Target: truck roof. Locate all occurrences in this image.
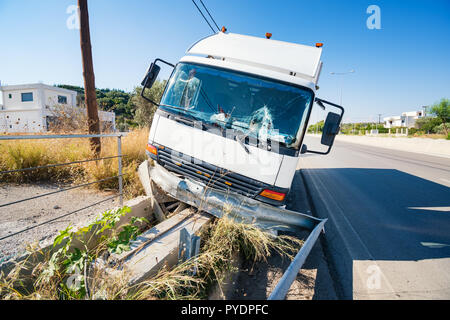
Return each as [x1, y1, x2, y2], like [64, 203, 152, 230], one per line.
[186, 32, 323, 85]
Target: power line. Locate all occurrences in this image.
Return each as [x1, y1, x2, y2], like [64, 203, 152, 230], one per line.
[199, 0, 220, 31]
[191, 0, 216, 33]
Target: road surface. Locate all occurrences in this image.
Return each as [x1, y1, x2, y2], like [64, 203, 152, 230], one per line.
[298, 136, 450, 299]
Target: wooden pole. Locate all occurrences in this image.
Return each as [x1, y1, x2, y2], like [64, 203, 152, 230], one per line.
[78, 0, 101, 154]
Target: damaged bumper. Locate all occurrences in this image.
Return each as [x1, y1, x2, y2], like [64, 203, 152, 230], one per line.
[141, 161, 323, 231]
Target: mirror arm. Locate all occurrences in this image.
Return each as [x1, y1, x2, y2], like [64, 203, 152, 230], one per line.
[141, 58, 175, 106]
[315, 99, 326, 110]
[140, 88, 160, 106]
[315, 97, 345, 115]
[154, 58, 175, 68]
[305, 148, 332, 155]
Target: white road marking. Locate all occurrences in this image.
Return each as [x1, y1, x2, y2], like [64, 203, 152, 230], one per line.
[408, 207, 450, 212]
[420, 242, 450, 249]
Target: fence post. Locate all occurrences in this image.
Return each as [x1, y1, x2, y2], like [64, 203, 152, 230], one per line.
[118, 135, 123, 206]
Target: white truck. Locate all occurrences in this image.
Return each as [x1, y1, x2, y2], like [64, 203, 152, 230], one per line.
[140, 31, 343, 231]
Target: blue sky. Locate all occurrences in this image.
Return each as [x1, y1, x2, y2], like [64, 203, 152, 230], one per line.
[0, 0, 449, 122]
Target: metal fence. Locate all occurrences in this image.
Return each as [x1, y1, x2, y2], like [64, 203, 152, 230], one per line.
[0, 133, 127, 242]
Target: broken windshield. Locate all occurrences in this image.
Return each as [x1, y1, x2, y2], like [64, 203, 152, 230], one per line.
[160, 62, 313, 148]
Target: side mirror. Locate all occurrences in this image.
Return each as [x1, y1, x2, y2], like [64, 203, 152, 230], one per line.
[321, 112, 341, 146]
[141, 63, 161, 89]
[303, 98, 344, 155]
[140, 58, 175, 105]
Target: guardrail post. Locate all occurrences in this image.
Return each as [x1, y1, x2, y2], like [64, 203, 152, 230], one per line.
[118, 135, 123, 207]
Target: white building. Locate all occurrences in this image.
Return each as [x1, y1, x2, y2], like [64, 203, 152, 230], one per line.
[0, 83, 115, 133]
[383, 110, 425, 129]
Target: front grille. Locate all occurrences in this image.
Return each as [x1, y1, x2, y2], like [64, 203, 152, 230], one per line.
[156, 146, 265, 198]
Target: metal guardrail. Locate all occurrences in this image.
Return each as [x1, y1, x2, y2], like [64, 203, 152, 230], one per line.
[0, 133, 127, 241]
[142, 160, 328, 300]
[268, 219, 327, 300]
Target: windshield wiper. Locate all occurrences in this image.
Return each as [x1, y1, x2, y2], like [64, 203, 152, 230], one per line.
[160, 104, 201, 120]
[160, 104, 207, 128]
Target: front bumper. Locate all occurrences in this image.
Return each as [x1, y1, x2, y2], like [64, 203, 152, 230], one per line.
[140, 160, 322, 231]
[146, 145, 290, 206]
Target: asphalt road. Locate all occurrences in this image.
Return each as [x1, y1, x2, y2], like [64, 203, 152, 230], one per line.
[298, 136, 450, 299]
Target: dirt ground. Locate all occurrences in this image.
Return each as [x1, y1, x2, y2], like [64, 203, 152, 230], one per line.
[214, 229, 337, 300]
[0, 183, 118, 262]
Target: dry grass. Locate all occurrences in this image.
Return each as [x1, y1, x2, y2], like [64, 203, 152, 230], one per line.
[0, 210, 303, 300]
[130, 212, 303, 300]
[0, 128, 148, 199]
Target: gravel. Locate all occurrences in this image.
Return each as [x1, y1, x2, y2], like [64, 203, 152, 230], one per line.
[0, 183, 119, 262]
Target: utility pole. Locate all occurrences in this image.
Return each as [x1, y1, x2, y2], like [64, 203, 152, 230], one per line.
[78, 0, 101, 154]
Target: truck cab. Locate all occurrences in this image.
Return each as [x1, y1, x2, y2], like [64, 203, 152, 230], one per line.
[142, 32, 343, 208]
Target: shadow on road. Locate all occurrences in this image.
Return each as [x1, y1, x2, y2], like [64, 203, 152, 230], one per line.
[300, 168, 450, 298]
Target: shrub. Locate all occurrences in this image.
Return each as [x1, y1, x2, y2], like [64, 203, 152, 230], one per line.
[408, 128, 418, 136]
[434, 122, 450, 135]
[415, 117, 442, 133]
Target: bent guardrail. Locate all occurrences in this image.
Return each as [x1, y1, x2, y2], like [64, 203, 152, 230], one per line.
[268, 219, 327, 300]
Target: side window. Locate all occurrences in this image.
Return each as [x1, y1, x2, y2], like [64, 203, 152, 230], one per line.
[21, 92, 33, 102]
[8, 94, 12, 99]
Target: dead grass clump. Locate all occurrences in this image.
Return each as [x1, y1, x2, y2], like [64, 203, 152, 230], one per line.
[130, 213, 303, 300]
[0, 127, 148, 199]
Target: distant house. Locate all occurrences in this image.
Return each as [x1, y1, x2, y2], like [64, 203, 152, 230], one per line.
[383, 110, 425, 129]
[0, 83, 115, 133]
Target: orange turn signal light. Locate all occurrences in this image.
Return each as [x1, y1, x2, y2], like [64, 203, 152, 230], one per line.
[260, 189, 286, 201]
[266, 32, 272, 39]
[221, 26, 227, 33]
[146, 143, 157, 155]
[316, 43, 323, 48]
